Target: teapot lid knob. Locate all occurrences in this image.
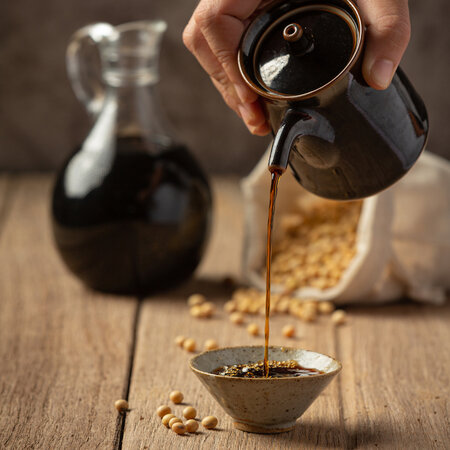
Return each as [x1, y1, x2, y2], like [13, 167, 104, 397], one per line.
[283, 23, 303, 42]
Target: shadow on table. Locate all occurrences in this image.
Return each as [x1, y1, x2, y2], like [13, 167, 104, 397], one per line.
[155, 276, 236, 302]
[80, 275, 233, 303]
[345, 299, 450, 320]
[267, 417, 398, 449]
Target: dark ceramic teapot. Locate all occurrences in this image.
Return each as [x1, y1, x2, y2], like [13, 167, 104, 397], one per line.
[238, 0, 428, 200]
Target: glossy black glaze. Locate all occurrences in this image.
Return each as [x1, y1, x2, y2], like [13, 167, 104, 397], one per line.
[266, 67, 428, 199]
[52, 137, 212, 294]
[239, 0, 429, 200]
[255, 8, 355, 95]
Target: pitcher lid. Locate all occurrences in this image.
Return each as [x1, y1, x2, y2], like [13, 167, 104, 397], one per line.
[239, 1, 363, 99]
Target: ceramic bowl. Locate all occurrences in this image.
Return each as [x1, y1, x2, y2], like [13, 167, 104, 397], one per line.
[190, 345, 341, 434]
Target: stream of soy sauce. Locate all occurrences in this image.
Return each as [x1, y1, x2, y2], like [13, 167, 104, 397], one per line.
[264, 167, 284, 377]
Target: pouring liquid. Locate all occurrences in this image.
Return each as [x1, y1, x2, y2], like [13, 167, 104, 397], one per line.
[212, 164, 325, 379]
[264, 166, 283, 377]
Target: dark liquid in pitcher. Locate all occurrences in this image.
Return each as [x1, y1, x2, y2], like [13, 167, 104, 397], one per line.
[52, 136, 211, 295]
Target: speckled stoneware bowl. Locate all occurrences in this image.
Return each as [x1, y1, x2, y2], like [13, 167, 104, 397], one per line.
[190, 346, 341, 433]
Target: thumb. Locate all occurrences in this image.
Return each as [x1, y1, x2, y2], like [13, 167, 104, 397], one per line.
[359, 0, 411, 90]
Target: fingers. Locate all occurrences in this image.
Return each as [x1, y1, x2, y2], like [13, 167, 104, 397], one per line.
[359, 0, 411, 90]
[183, 0, 270, 135]
[192, 0, 259, 103]
[210, 78, 269, 135]
[183, 17, 241, 113]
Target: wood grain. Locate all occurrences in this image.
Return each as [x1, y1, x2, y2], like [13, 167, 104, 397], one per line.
[0, 175, 12, 230]
[196, 177, 246, 281]
[0, 175, 448, 449]
[338, 303, 450, 450]
[122, 296, 344, 450]
[122, 178, 344, 449]
[0, 175, 138, 449]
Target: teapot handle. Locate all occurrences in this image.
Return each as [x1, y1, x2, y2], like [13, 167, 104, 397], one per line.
[66, 23, 117, 117]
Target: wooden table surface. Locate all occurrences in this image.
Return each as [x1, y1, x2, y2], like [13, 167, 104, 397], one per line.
[0, 174, 448, 450]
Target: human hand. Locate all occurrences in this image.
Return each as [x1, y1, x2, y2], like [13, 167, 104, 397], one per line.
[183, 0, 271, 136]
[183, 0, 411, 136]
[358, 0, 411, 90]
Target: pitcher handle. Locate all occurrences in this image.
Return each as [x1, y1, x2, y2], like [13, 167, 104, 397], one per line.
[66, 23, 117, 117]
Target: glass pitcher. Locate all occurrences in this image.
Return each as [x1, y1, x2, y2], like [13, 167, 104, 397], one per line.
[52, 21, 212, 295]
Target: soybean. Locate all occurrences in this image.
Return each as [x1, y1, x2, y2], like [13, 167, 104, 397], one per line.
[171, 422, 187, 435]
[162, 413, 176, 427]
[169, 390, 184, 404]
[247, 323, 259, 336]
[169, 417, 182, 428]
[156, 405, 171, 418]
[204, 339, 218, 351]
[183, 406, 196, 420]
[183, 338, 196, 353]
[230, 312, 244, 325]
[331, 309, 347, 325]
[174, 335, 186, 347]
[282, 324, 295, 338]
[186, 419, 199, 433]
[202, 415, 218, 429]
[114, 399, 129, 413]
[187, 294, 205, 307]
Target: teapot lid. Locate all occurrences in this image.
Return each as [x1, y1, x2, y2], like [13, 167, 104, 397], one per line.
[239, 1, 363, 99]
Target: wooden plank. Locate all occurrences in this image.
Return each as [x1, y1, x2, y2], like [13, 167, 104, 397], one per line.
[122, 299, 343, 449]
[122, 178, 344, 449]
[0, 174, 12, 231]
[3, 175, 447, 449]
[338, 303, 450, 450]
[0, 175, 138, 449]
[196, 177, 246, 281]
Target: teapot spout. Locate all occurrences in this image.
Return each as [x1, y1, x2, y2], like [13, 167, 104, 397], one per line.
[268, 108, 310, 172]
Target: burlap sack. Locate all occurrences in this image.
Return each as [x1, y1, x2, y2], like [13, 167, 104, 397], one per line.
[242, 151, 449, 304]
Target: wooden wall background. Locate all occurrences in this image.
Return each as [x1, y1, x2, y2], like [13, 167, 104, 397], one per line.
[0, 0, 449, 174]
